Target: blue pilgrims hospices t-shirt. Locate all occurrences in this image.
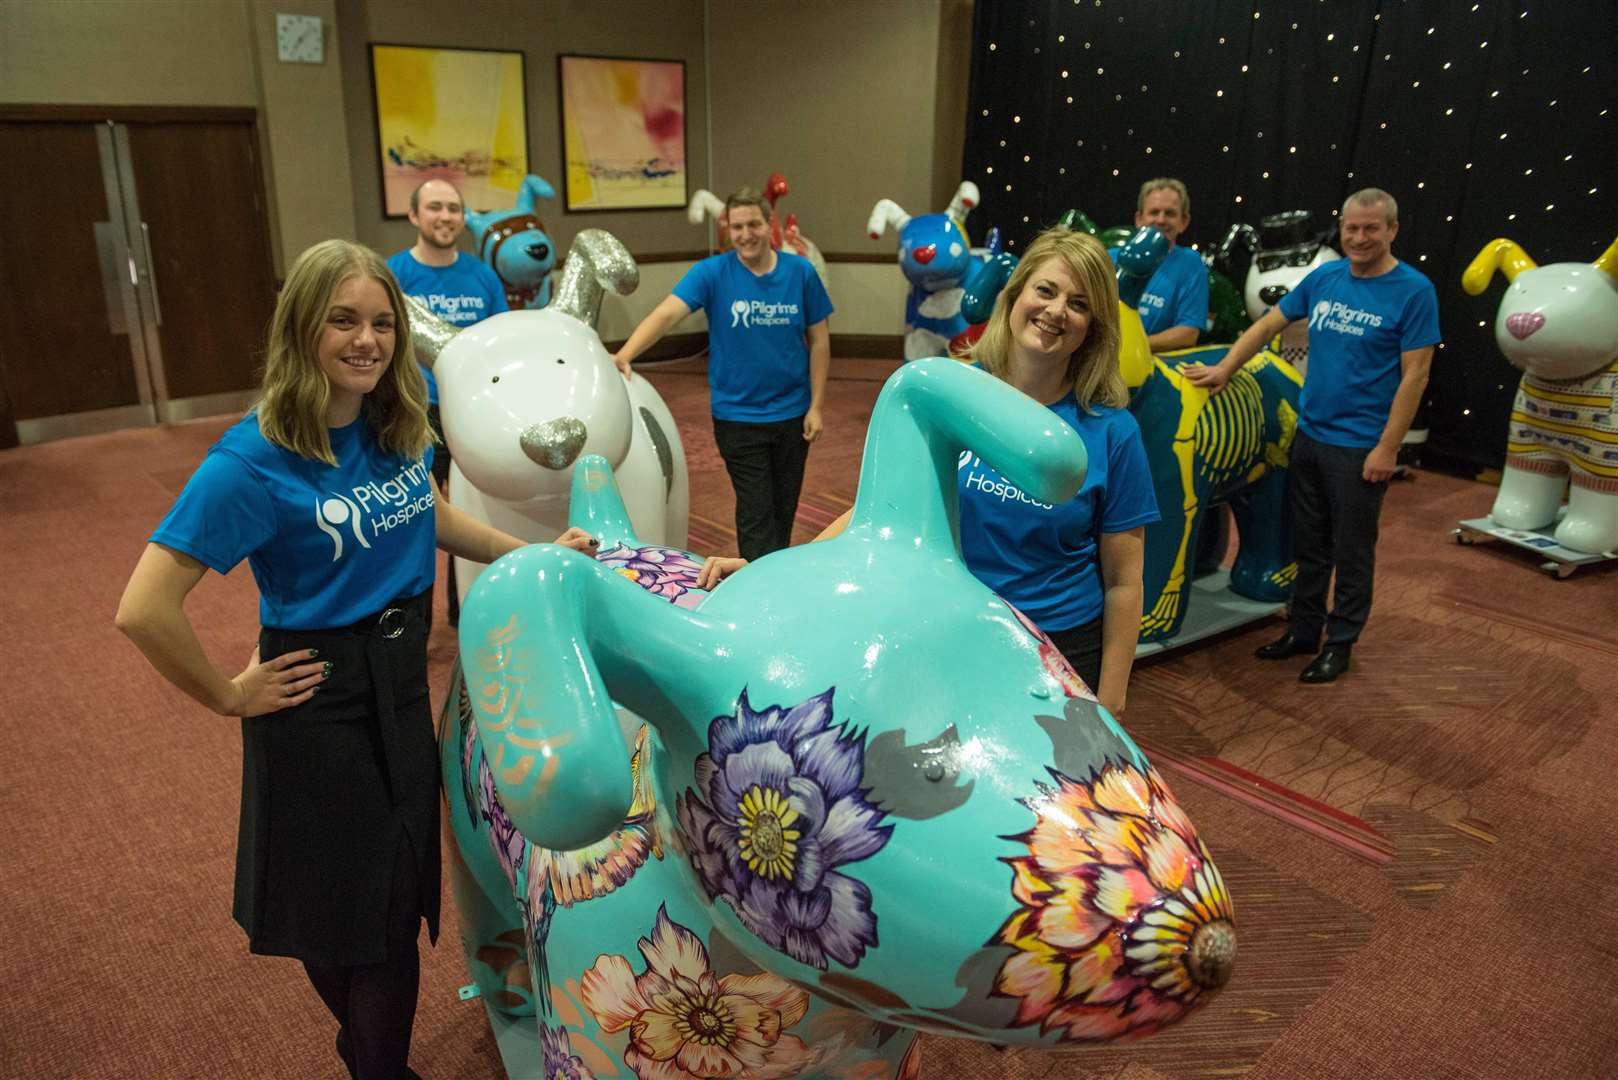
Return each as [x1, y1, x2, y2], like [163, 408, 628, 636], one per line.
[386, 250, 509, 406]
[673, 251, 834, 422]
[1277, 260, 1441, 448]
[1109, 244, 1209, 337]
[958, 389, 1161, 633]
[151, 414, 437, 630]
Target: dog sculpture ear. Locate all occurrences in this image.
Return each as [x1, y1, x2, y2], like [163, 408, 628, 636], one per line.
[1462, 238, 1538, 294]
[402, 294, 458, 366]
[514, 174, 556, 213]
[867, 198, 912, 240]
[459, 544, 713, 851]
[568, 453, 643, 550]
[553, 230, 640, 328]
[838, 358, 1087, 555]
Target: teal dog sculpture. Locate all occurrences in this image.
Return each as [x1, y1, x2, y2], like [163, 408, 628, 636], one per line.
[452, 359, 1236, 1074]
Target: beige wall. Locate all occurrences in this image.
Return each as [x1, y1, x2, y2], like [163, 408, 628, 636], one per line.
[705, 0, 949, 258]
[0, 0, 257, 107]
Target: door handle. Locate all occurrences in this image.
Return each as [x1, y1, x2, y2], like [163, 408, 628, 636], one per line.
[93, 221, 133, 335]
[138, 221, 163, 327]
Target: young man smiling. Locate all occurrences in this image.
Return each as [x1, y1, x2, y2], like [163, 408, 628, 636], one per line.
[386, 178, 509, 626]
[612, 189, 832, 561]
[1185, 188, 1440, 683]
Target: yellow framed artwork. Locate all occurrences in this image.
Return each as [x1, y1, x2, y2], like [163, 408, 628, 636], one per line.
[558, 54, 687, 212]
[369, 44, 528, 218]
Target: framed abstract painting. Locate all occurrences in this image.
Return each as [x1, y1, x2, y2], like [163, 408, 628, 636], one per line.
[558, 54, 687, 212]
[369, 43, 529, 218]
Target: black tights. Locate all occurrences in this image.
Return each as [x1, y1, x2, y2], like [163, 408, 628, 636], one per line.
[303, 948, 420, 1080]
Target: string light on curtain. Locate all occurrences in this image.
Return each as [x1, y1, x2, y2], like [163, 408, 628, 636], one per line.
[961, 0, 1614, 472]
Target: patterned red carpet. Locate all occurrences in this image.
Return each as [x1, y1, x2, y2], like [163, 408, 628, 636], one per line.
[1, 357, 1614, 1078]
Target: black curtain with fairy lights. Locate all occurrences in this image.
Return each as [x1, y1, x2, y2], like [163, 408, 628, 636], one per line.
[961, 0, 1616, 474]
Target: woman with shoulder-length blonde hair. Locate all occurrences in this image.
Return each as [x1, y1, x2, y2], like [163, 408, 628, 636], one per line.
[116, 239, 596, 1079]
[959, 226, 1159, 714]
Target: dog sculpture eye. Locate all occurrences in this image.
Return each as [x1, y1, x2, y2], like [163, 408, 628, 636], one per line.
[491, 376, 500, 383]
[556, 357, 566, 365]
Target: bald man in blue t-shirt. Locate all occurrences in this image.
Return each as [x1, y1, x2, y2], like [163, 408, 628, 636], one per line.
[1110, 178, 1209, 352]
[1186, 188, 1439, 683]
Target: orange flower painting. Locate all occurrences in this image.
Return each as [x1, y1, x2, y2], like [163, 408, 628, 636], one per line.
[993, 763, 1236, 1042]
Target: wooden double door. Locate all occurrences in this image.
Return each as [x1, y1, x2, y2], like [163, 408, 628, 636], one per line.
[0, 106, 278, 447]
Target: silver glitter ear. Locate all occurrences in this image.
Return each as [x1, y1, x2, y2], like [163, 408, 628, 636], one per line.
[404, 294, 458, 366]
[552, 230, 640, 328]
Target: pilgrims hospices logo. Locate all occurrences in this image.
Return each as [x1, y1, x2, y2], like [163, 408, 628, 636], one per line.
[312, 459, 434, 560]
[1309, 299, 1385, 337]
[729, 298, 800, 329]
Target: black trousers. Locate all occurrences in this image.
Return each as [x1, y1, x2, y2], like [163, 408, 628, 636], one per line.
[1047, 615, 1104, 696]
[1287, 431, 1389, 649]
[712, 415, 810, 562]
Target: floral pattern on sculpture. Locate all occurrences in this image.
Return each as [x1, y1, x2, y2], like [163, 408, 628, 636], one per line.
[597, 543, 709, 609]
[526, 723, 664, 909]
[676, 688, 893, 971]
[993, 762, 1235, 1042]
[539, 1022, 597, 1080]
[580, 904, 814, 1080]
[1006, 601, 1096, 701]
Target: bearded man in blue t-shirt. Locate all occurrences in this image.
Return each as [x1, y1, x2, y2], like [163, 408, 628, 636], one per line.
[613, 189, 833, 561]
[387, 178, 510, 624]
[1187, 188, 1440, 683]
[1109, 178, 1209, 353]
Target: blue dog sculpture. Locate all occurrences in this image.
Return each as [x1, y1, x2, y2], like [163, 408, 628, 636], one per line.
[468, 174, 558, 310]
[452, 359, 1237, 1075]
[868, 182, 983, 359]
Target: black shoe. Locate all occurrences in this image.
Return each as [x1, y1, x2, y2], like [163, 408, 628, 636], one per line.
[1299, 648, 1352, 683]
[1254, 630, 1318, 660]
[336, 1030, 357, 1080]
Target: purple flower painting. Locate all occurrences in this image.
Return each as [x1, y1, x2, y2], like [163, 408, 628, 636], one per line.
[596, 542, 708, 609]
[539, 1022, 597, 1080]
[675, 688, 893, 971]
[477, 753, 525, 892]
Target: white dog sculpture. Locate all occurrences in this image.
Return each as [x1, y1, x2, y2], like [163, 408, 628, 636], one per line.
[410, 230, 690, 602]
[1462, 235, 1618, 554]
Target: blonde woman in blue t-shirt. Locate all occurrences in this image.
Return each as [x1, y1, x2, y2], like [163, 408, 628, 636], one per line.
[784, 227, 1159, 716]
[115, 239, 595, 1079]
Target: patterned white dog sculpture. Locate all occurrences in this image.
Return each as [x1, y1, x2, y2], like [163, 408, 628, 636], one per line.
[1462, 236, 1618, 555]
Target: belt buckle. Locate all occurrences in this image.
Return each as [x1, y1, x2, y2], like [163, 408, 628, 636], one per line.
[378, 607, 406, 640]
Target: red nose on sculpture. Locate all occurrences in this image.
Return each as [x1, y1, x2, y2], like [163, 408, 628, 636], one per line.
[913, 244, 936, 265]
[1506, 311, 1545, 340]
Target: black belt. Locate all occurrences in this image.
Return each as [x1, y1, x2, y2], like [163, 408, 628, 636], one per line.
[261, 588, 431, 805]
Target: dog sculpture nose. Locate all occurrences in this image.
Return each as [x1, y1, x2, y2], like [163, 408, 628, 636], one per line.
[912, 244, 936, 265]
[1506, 311, 1545, 340]
[521, 417, 587, 470]
[527, 241, 550, 262]
[1259, 284, 1289, 306]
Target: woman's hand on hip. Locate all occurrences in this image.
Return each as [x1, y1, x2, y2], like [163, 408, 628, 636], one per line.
[229, 646, 327, 717]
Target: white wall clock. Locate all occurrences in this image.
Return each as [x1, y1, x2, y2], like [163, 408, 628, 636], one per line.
[275, 13, 324, 64]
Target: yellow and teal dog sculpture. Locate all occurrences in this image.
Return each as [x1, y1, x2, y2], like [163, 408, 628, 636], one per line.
[445, 359, 1236, 1078]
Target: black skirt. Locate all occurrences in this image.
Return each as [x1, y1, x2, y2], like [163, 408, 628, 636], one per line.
[233, 590, 440, 965]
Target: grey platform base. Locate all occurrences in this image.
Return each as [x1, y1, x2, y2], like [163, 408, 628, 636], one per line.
[1454, 517, 1616, 579]
[484, 997, 543, 1079]
[1135, 568, 1285, 658]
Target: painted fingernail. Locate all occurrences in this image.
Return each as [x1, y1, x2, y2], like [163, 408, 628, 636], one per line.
[308, 648, 320, 658]
[322, 661, 333, 678]
[311, 686, 322, 694]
